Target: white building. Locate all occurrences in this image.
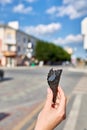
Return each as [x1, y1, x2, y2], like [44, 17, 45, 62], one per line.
[81, 17, 87, 50]
[0, 23, 37, 67]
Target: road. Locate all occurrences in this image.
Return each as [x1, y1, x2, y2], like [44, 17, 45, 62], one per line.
[0, 66, 87, 130]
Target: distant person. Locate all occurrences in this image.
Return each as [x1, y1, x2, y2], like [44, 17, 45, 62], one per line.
[34, 86, 67, 130]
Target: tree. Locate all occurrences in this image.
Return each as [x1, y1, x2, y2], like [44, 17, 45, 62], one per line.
[35, 40, 71, 64]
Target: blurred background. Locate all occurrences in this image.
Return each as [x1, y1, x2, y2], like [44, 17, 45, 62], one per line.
[0, 0, 87, 130]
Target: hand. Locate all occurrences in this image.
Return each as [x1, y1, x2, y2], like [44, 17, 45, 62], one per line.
[35, 86, 67, 130]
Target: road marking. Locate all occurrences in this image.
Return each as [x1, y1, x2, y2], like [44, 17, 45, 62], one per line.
[27, 120, 36, 130]
[63, 94, 82, 130]
[12, 101, 44, 130]
[73, 77, 87, 94]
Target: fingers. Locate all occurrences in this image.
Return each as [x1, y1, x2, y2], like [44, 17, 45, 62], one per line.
[58, 86, 65, 97]
[44, 86, 67, 111]
[58, 86, 66, 103]
[54, 86, 65, 104]
[57, 87, 67, 117]
[54, 86, 66, 108]
[44, 87, 53, 110]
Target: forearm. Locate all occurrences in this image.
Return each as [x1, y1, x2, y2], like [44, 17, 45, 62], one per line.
[35, 125, 53, 130]
[34, 119, 53, 130]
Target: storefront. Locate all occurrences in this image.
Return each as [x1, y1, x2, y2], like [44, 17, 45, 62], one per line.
[2, 51, 16, 67]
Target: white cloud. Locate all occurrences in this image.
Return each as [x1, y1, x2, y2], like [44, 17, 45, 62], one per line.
[63, 0, 73, 4]
[13, 4, 33, 14]
[46, 6, 58, 15]
[46, 0, 87, 19]
[24, 23, 62, 36]
[56, 5, 79, 19]
[53, 34, 82, 45]
[26, 0, 37, 3]
[0, 0, 12, 4]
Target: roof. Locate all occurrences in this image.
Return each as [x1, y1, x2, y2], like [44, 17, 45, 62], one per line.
[0, 23, 38, 41]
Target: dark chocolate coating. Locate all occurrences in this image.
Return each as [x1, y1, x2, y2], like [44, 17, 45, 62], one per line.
[47, 68, 62, 103]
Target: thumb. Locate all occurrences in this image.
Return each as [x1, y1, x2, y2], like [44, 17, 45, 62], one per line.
[44, 87, 53, 110]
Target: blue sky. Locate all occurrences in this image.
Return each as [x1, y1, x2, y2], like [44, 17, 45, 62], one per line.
[0, 0, 87, 59]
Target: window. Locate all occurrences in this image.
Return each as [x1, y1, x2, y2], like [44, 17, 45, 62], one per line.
[17, 46, 21, 52]
[8, 45, 11, 51]
[23, 38, 26, 43]
[7, 33, 13, 40]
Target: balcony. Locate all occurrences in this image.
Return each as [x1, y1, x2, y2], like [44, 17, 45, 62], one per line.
[5, 39, 16, 45]
[2, 51, 16, 57]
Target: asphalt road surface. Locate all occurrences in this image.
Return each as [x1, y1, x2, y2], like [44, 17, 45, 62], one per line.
[0, 66, 87, 130]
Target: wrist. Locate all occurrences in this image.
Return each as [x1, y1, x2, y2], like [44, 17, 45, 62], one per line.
[35, 124, 53, 130]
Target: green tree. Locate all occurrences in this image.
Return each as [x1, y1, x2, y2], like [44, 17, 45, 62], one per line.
[35, 40, 71, 64]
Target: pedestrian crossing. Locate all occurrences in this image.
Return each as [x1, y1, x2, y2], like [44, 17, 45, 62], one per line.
[63, 94, 82, 130]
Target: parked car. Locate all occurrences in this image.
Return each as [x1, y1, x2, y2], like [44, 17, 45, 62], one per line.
[0, 69, 4, 81]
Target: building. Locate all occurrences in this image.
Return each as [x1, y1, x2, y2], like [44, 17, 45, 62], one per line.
[0, 22, 37, 67]
[81, 17, 87, 51]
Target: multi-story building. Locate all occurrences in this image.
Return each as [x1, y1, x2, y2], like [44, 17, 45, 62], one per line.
[0, 23, 37, 67]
